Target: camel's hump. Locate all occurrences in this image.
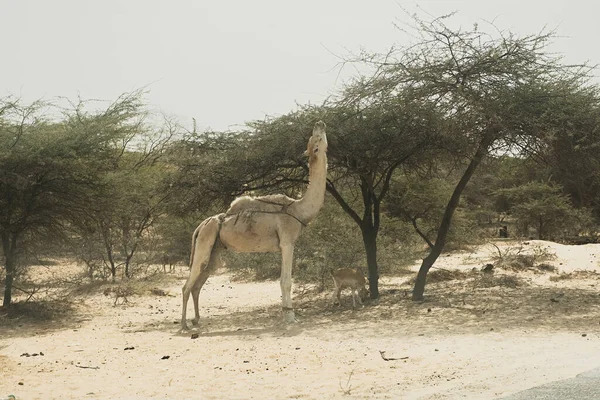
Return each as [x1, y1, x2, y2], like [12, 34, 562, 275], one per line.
[226, 194, 296, 214]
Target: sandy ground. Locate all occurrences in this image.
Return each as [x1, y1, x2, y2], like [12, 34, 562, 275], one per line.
[1, 239, 600, 399]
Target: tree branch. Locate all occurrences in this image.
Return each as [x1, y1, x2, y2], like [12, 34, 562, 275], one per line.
[326, 180, 363, 226]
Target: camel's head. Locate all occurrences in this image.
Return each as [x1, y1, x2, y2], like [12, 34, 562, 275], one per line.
[304, 120, 328, 158]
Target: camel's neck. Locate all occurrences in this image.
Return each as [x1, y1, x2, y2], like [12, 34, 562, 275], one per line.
[292, 154, 327, 224]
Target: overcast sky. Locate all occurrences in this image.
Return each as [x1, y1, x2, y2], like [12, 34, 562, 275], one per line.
[2, 0, 598, 131]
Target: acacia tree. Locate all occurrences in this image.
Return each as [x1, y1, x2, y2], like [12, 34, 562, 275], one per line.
[84, 156, 172, 279]
[78, 119, 176, 280]
[495, 182, 593, 240]
[319, 100, 446, 298]
[0, 93, 145, 306]
[347, 15, 595, 300]
[539, 87, 600, 217]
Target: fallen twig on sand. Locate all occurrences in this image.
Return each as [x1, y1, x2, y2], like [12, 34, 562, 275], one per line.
[75, 365, 99, 370]
[339, 369, 354, 395]
[379, 350, 409, 361]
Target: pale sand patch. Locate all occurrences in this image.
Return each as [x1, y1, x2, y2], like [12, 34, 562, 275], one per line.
[1, 241, 600, 399]
[411, 240, 600, 273]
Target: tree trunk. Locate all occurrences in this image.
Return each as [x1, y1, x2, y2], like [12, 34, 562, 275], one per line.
[412, 246, 443, 302]
[107, 249, 117, 281]
[2, 233, 17, 307]
[123, 246, 136, 278]
[3, 267, 14, 307]
[362, 226, 380, 299]
[100, 225, 117, 281]
[124, 258, 131, 278]
[123, 236, 141, 278]
[412, 134, 494, 301]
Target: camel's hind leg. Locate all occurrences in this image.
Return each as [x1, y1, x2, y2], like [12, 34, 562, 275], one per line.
[191, 246, 223, 326]
[181, 216, 222, 330]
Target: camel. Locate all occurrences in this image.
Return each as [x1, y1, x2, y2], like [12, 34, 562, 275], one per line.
[181, 121, 328, 330]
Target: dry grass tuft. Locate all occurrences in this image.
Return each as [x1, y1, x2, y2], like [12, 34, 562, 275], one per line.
[536, 263, 558, 273]
[476, 274, 524, 289]
[549, 270, 600, 281]
[492, 244, 556, 273]
[496, 254, 536, 271]
[405, 268, 476, 286]
[427, 269, 475, 283]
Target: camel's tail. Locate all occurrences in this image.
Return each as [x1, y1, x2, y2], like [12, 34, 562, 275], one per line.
[188, 224, 202, 270]
[189, 214, 224, 270]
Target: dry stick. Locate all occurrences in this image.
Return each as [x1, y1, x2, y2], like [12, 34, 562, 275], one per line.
[379, 350, 409, 361]
[12, 285, 41, 302]
[74, 365, 99, 370]
[492, 243, 503, 259]
[339, 369, 355, 395]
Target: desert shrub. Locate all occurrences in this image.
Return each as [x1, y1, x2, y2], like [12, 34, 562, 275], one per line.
[279, 199, 365, 288]
[375, 217, 425, 276]
[492, 244, 556, 273]
[0, 299, 75, 321]
[444, 210, 488, 250]
[385, 175, 486, 252]
[150, 214, 199, 269]
[495, 182, 594, 240]
[226, 252, 281, 281]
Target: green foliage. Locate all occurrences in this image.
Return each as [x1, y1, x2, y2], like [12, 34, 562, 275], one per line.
[384, 173, 482, 249]
[0, 92, 177, 304]
[467, 156, 550, 215]
[384, 174, 453, 246]
[539, 86, 600, 218]
[295, 195, 365, 285]
[151, 214, 201, 269]
[495, 182, 593, 240]
[348, 13, 597, 300]
[81, 155, 172, 278]
[0, 95, 139, 304]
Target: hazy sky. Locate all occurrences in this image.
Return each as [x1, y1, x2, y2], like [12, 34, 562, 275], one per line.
[2, 0, 598, 131]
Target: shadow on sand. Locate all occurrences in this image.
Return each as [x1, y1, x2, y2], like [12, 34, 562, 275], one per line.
[7, 272, 599, 340]
[0, 299, 89, 339]
[159, 276, 600, 337]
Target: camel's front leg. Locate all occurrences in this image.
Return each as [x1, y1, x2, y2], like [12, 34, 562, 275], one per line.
[280, 244, 295, 323]
[191, 284, 201, 326]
